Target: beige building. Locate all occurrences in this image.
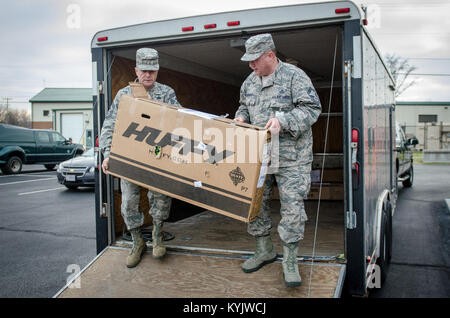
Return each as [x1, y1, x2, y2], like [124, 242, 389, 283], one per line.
[396, 101, 450, 150]
[29, 88, 94, 148]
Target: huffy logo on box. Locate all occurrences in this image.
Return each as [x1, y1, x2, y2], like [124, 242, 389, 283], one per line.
[122, 122, 235, 164]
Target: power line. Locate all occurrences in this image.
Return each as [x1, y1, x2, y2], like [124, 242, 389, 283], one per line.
[398, 73, 450, 77]
[373, 33, 450, 37]
[406, 57, 450, 61]
[369, 1, 450, 6]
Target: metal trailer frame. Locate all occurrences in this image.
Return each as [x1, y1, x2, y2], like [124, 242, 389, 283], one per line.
[91, 1, 396, 296]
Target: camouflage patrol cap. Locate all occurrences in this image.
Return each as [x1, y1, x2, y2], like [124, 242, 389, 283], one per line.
[136, 48, 159, 71]
[241, 33, 276, 62]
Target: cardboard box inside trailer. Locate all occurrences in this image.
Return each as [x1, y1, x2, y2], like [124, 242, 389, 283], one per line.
[107, 92, 270, 223]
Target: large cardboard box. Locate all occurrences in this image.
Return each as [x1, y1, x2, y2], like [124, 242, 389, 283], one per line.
[107, 85, 270, 223]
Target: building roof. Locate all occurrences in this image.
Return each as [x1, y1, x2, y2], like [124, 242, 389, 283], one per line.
[397, 101, 450, 106]
[29, 88, 92, 103]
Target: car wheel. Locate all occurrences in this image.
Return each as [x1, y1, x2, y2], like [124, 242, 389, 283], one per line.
[65, 185, 79, 190]
[402, 165, 414, 188]
[2, 156, 23, 174]
[44, 164, 56, 170]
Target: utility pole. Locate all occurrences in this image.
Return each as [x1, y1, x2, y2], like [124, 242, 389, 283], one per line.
[4, 97, 11, 124]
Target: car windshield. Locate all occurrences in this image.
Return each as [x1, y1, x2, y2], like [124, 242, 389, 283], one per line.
[82, 148, 94, 157]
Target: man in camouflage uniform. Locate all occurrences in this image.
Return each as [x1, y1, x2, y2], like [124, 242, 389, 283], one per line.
[100, 48, 180, 268]
[234, 34, 321, 287]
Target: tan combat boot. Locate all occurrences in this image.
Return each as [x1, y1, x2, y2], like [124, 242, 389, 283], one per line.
[282, 242, 301, 287]
[241, 235, 277, 273]
[152, 222, 166, 259]
[126, 228, 147, 268]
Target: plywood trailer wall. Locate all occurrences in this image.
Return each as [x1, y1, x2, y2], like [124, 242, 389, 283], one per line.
[313, 87, 343, 154]
[111, 56, 240, 116]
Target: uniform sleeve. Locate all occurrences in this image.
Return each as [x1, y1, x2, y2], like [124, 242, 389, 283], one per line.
[276, 70, 321, 138]
[165, 88, 181, 107]
[99, 89, 127, 158]
[234, 84, 250, 123]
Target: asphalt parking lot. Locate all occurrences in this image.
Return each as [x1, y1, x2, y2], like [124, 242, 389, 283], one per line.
[0, 165, 96, 298]
[0, 164, 448, 298]
[369, 164, 450, 298]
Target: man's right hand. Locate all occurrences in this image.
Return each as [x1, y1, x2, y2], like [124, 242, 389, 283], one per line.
[234, 117, 245, 123]
[102, 157, 110, 174]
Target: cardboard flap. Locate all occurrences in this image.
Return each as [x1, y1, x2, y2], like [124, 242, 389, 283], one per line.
[213, 117, 268, 131]
[129, 82, 149, 99]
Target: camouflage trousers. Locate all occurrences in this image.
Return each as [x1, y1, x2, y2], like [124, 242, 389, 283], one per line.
[248, 165, 311, 244]
[120, 179, 172, 230]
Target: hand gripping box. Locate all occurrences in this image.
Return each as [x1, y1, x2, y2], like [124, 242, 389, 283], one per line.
[107, 84, 270, 223]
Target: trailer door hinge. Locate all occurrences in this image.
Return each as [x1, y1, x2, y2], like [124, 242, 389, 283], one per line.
[97, 81, 104, 94]
[344, 60, 353, 78]
[101, 202, 107, 218]
[346, 210, 357, 229]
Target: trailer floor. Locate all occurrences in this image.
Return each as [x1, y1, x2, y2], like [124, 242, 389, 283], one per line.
[154, 200, 344, 258]
[57, 200, 345, 298]
[57, 247, 344, 298]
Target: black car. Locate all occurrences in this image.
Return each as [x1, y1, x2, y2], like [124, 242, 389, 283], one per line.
[395, 121, 418, 188]
[57, 147, 95, 189]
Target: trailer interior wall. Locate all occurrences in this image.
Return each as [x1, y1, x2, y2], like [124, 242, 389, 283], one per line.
[108, 25, 346, 259]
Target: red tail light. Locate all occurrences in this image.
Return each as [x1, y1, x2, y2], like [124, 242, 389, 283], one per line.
[335, 8, 350, 14]
[204, 24, 217, 29]
[182, 26, 194, 32]
[227, 21, 240, 26]
[352, 129, 359, 144]
[97, 36, 108, 42]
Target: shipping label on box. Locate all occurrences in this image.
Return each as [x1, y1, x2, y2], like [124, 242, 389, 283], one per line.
[108, 93, 270, 223]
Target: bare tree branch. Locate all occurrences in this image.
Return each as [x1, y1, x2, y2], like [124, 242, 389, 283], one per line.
[385, 53, 417, 97]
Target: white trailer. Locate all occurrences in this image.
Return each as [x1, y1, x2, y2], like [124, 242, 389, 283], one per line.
[57, 0, 396, 298]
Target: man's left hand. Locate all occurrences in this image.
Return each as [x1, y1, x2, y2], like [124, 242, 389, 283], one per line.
[265, 117, 281, 134]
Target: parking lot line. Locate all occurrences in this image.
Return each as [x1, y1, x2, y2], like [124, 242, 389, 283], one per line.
[18, 187, 66, 196]
[0, 177, 55, 186]
[0, 174, 55, 178]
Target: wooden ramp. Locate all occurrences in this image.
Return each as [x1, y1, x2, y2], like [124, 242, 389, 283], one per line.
[57, 247, 345, 298]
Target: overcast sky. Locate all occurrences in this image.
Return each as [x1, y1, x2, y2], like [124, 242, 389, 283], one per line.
[1, 0, 449, 112]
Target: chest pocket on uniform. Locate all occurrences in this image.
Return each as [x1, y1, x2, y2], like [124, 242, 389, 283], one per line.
[246, 95, 257, 107]
[270, 85, 293, 112]
[151, 92, 164, 102]
[245, 96, 257, 120]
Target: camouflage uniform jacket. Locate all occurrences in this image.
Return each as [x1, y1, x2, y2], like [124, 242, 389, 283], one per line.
[100, 82, 180, 158]
[235, 60, 321, 167]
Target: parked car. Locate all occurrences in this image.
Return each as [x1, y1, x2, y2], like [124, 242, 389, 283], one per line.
[395, 122, 418, 188]
[0, 123, 84, 174]
[57, 147, 95, 189]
